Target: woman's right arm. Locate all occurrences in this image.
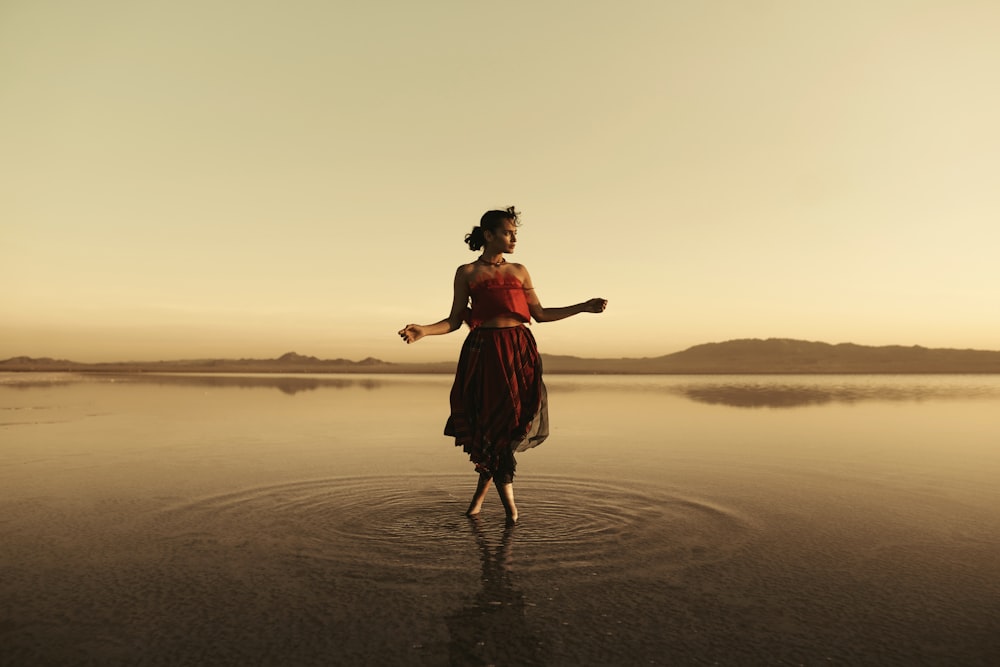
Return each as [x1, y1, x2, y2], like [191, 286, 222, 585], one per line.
[398, 266, 471, 344]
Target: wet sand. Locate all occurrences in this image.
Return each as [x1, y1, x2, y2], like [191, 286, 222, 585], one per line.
[2, 373, 999, 665]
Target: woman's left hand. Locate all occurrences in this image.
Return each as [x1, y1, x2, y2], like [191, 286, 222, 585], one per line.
[585, 298, 608, 313]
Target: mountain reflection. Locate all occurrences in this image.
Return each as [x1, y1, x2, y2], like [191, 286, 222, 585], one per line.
[679, 384, 838, 408]
[99, 374, 389, 395]
[5, 373, 1000, 406]
[673, 381, 1000, 408]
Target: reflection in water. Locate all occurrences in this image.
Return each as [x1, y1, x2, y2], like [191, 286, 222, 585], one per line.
[0, 372, 390, 395]
[679, 385, 835, 408]
[679, 383, 841, 408]
[447, 518, 544, 666]
[0, 375, 81, 390]
[5, 372, 1000, 406]
[546, 375, 1000, 408]
[103, 373, 391, 395]
[674, 379, 1000, 408]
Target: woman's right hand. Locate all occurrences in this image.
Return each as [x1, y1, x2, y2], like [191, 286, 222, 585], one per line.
[398, 324, 425, 344]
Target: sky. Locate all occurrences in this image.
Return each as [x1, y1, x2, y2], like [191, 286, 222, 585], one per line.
[2, 0, 999, 363]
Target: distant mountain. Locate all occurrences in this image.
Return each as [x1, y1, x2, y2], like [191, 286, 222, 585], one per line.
[3, 339, 1000, 374]
[540, 338, 1000, 374]
[276, 351, 321, 363]
[0, 352, 417, 374]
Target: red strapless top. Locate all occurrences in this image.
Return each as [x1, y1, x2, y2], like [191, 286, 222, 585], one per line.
[466, 277, 531, 330]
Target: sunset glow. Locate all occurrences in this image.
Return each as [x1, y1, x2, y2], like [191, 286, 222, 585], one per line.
[3, 1, 998, 362]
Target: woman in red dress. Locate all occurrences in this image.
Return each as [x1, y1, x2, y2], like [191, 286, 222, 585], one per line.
[399, 207, 607, 523]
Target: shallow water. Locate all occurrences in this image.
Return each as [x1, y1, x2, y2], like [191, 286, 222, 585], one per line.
[2, 373, 999, 665]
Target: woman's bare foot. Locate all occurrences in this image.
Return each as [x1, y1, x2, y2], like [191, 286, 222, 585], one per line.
[466, 473, 492, 516]
[496, 482, 518, 524]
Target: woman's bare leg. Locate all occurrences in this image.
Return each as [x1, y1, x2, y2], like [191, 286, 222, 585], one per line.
[466, 472, 492, 516]
[496, 482, 518, 524]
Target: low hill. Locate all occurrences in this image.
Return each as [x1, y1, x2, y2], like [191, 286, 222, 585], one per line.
[3, 339, 1000, 374]
[0, 352, 429, 374]
[540, 339, 1000, 374]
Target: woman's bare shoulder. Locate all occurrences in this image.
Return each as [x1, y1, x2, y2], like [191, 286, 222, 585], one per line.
[507, 262, 531, 279]
[454, 262, 479, 284]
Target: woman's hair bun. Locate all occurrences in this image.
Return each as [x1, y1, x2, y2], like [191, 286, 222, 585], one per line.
[464, 226, 487, 251]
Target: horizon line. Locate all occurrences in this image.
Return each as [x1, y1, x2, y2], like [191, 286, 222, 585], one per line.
[5, 337, 1000, 366]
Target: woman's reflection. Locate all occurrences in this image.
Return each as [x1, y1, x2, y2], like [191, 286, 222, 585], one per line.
[446, 517, 544, 666]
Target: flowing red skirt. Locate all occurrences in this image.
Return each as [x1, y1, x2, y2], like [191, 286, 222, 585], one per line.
[444, 325, 549, 482]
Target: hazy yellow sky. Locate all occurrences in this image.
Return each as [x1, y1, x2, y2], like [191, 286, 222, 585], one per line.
[3, 1, 999, 363]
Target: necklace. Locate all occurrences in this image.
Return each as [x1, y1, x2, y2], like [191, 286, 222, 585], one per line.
[477, 256, 506, 267]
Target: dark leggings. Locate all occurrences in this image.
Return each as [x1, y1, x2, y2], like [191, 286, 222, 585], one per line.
[486, 447, 516, 485]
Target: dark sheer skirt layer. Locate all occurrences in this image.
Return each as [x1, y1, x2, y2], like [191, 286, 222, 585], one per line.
[445, 326, 549, 484]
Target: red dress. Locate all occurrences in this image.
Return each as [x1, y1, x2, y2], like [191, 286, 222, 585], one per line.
[444, 276, 549, 482]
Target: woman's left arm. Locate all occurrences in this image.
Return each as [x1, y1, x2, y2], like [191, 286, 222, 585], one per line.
[521, 268, 607, 323]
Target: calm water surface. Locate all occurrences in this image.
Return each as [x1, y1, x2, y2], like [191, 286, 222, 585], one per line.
[2, 373, 999, 665]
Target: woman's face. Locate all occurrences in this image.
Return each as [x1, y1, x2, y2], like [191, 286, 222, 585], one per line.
[484, 219, 518, 254]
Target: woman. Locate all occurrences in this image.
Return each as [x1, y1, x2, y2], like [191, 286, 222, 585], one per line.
[398, 207, 607, 523]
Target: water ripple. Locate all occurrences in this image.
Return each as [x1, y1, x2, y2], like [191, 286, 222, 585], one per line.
[157, 474, 755, 578]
